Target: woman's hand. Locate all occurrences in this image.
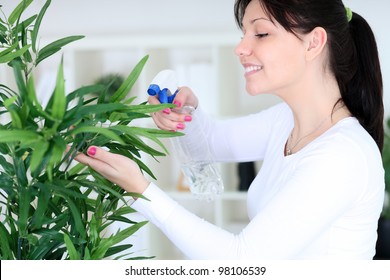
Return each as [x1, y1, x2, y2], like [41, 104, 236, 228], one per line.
[73, 146, 150, 195]
[148, 86, 198, 131]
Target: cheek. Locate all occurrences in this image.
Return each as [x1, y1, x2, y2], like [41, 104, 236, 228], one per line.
[266, 46, 306, 82]
[245, 39, 306, 95]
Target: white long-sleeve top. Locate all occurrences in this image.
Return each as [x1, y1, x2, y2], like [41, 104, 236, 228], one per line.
[132, 103, 385, 259]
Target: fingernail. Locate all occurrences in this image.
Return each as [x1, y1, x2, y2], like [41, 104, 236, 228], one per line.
[176, 123, 185, 130]
[173, 100, 182, 107]
[184, 115, 192, 122]
[87, 147, 96, 156]
[163, 108, 171, 115]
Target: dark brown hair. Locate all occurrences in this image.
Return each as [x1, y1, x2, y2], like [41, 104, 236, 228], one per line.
[234, 0, 384, 151]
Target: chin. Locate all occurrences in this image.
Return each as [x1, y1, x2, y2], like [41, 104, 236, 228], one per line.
[246, 86, 266, 96]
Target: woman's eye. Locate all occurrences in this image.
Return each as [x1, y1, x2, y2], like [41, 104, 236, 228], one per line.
[255, 33, 269, 38]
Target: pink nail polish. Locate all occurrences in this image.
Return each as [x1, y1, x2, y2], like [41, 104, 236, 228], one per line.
[163, 108, 171, 115]
[184, 115, 192, 122]
[173, 100, 182, 107]
[176, 123, 185, 130]
[87, 147, 96, 156]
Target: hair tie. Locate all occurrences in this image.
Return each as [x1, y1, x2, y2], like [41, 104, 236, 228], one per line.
[345, 6, 353, 22]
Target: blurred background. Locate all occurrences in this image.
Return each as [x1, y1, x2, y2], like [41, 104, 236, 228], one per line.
[1, 0, 389, 259]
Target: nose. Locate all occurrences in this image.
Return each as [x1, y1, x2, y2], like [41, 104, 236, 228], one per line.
[234, 36, 252, 57]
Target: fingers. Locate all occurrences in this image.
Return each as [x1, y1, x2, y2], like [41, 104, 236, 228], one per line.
[148, 87, 197, 131]
[174, 87, 198, 110]
[72, 146, 150, 194]
[72, 147, 112, 175]
[85, 146, 128, 173]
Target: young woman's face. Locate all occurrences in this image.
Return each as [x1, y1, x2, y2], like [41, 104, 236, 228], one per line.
[235, 0, 308, 97]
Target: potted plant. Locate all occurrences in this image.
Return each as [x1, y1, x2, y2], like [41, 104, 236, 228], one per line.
[375, 118, 390, 259]
[0, 0, 177, 260]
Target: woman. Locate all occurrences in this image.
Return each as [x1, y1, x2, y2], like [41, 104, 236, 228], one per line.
[75, 0, 385, 259]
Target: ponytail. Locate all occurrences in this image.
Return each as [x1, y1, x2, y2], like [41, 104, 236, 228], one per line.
[342, 12, 384, 151]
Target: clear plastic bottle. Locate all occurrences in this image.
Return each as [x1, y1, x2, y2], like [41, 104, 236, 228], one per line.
[148, 70, 224, 201]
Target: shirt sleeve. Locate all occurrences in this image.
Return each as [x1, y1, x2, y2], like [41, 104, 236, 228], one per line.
[180, 103, 289, 162]
[131, 137, 381, 259]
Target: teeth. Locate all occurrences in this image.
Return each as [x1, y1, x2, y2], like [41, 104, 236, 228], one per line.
[245, 65, 263, 73]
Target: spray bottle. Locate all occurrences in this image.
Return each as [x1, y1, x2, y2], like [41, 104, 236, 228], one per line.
[148, 70, 224, 200]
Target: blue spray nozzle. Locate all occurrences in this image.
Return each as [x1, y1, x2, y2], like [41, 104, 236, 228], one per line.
[147, 70, 178, 104]
[158, 88, 169, 104]
[147, 84, 160, 96]
[167, 89, 178, 103]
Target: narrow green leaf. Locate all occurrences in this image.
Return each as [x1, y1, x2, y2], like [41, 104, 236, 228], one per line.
[0, 22, 7, 33]
[14, 156, 28, 189]
[107, 215, 137, 224]
[141, 127, 183, 138]
[109, 221, 148, 246]
[51, 58, 66, 121]
[27, 75, 57, 121]
[66, 198, 86, 238]
[0, 130, 41, 143]
[122, 133, 166, 157]
[91, 221, 147, 260]
[74, 103, 128, 118]
[36, 35, 84, 65]
[64, 233, 80, 260]
[84, 247, 91, 260]
[114, 206, 137, 216]
[29, 141, 49, 173]
[113, 125, 176, 154]
[3, 96, 23, 128]
[0, 222, 14, 259]
[10, 59, 28, 99]
[88, 215, 100, 248]
[28, 236, 62, 260]
[104, 244, 133, 259]
[126, 103, 174, 114]
[67, 162, 87, 177]
[18, 185, 31, 237]
[110, 55, 148, 103]
[30, 183, 50, 230]
[0, 154, 14, 174]
[132, 156, 157, 180]
[35, 47, 60, 66]
[14, 14, 37, 38]
[0, 44, 30, 63]
[8, 0, 33, 25]
[46, 137, 66, 181]
[32, 0, 51, 53]
[0, 42, 18, 57]
[68, 125, 125, 145]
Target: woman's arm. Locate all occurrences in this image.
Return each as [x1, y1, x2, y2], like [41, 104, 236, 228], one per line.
[75, 137, 379, 259]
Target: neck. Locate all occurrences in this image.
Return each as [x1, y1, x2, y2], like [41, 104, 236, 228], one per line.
[279, 76, 351, 155]
[283, 70, 346, 133]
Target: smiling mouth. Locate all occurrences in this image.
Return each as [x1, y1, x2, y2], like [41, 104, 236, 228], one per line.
[245, 65, 263, 74]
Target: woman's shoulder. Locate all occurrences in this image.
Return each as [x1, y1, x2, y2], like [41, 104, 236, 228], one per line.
[314, 117, 383, 172]
[329, 118, 380, 154]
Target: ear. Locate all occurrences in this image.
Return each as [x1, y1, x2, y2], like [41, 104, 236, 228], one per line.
[305, 27, 327, 61]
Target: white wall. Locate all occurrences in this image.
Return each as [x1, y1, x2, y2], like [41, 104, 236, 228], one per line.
[2, 0, 389, 116]
[1, 0, 237, 36]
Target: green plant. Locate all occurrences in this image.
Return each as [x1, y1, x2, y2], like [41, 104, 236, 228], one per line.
[94, 74, 125, 102]
[382, 118, 390, 220]
[0, 0, 177, 259]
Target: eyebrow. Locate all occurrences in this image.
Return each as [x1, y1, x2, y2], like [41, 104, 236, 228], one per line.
[250, 17, 272, 24]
